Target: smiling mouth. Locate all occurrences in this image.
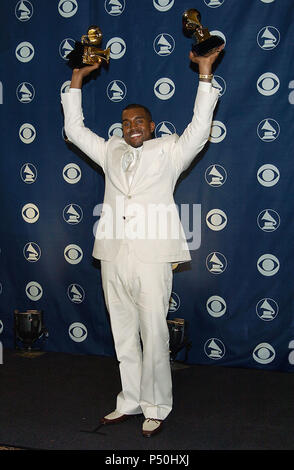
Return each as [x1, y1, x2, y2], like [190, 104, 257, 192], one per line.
[130, 133, 142, 138]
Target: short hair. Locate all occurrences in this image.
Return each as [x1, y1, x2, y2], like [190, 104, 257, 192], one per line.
[122, 103, 152, 122]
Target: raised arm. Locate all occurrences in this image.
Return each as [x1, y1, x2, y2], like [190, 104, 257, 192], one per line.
[171, 47, 224, 175]
[61, 62, 108, 171]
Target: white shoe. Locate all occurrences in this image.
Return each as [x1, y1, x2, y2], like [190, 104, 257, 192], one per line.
[100, 410, 129, 425]
[142, 418, 163, 437]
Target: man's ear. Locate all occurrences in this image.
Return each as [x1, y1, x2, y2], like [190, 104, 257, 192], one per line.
[150, 121, 155, 133]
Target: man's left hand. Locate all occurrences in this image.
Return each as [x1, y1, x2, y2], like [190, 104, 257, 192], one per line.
[189, 44, 224, 75]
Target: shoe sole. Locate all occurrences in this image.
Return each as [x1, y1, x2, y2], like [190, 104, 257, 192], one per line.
[100, 415, 130, 425]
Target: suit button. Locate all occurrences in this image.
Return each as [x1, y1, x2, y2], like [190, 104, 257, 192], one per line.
[123, 216, 126, 220]
[127, 195, 132, 199]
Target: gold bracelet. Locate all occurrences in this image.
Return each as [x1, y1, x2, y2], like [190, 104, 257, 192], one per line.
[199, 73, 213, 80]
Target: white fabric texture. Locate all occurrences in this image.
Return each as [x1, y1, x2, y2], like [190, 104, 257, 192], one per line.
[101, 242, 173, 420]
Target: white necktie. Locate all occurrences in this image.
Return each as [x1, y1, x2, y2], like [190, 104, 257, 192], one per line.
[122, 147, 140, 188]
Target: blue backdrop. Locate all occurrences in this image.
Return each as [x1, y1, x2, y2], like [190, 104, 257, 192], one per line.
[0, 0, 294, 371]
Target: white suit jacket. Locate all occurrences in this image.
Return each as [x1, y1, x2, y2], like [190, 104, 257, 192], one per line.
[61, 83, 219, 263]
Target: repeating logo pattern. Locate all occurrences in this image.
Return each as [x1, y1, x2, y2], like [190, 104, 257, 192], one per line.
[105, 0, 125, 16]
[15, 42, 34, 62]
[15, 1, 34, 21]
[1, 0, 291, 368]
[16, 83, 35, 103]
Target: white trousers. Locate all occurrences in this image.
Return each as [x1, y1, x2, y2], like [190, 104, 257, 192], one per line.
[101, 242, 173, 420]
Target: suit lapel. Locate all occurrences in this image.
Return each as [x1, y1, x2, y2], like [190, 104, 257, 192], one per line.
[107, 140, 130, 194]
[129, 139, 162, 191]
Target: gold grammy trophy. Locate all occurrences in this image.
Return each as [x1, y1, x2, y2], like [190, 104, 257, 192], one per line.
[67, 25, 110, 69]
[182, 8, 224, 56]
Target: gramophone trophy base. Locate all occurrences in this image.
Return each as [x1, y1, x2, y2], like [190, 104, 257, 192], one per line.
[67, 42, 86, 69]
[192, 34, 224, 57]
[67, 42, 104, 69]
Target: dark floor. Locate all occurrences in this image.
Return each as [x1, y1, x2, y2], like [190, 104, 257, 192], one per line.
[0, 348, 294, 453]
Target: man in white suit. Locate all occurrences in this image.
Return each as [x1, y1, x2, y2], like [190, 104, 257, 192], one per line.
[62, 47, 223, 437]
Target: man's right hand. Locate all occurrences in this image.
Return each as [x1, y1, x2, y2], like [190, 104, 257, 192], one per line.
[70, 60, 102, 89]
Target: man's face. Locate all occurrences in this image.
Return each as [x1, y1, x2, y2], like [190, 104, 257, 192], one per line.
[122, 107, 155, 148]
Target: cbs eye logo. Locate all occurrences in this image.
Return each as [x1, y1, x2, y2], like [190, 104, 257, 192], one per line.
[19, 123, 36, 144]
[257, 254, 280, 276]
[25, 281, 43, 301]
[257, 72, 280, 96]
[62, 163, 81, 184]
[22, 203, 39, 223]
[206, 295, 227, 317]
[154, 78, 175, 100]
[68, 322, 88, 342]
[64, 244, 83, 264]
[253, 343, 275, 364]
[108, 123, 123, 138]
[58, 0, 78, 17]
[153, 0, 174, 12]
[204, 0, 225, 8]
[209, 121, 227, 143]
[206, 209, 227, 231]
[106, 37, 126, 59]
[15, 42, 34, 62]
[257, 164, 280, 187]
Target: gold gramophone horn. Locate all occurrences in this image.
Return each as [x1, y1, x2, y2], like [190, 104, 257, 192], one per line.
[81, 25, 110, 64]
[67, 25, 111, 68]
